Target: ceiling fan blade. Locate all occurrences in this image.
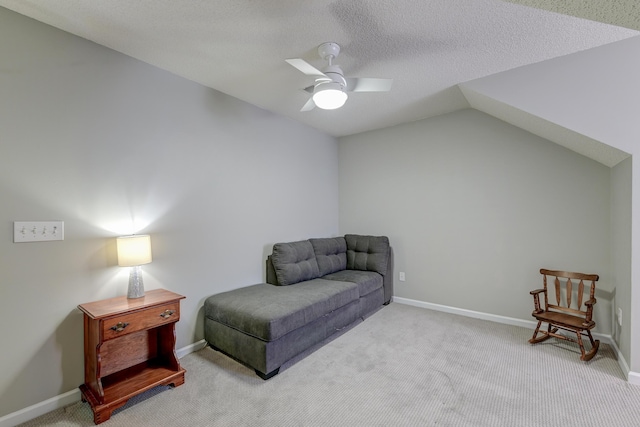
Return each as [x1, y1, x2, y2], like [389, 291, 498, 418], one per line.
[286, 58, 326, 77]
[300, 97, 316, 112]
[345, 77, 393, 92]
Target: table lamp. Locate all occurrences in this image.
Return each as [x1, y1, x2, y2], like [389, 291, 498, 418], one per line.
[116, 234, 152, 298]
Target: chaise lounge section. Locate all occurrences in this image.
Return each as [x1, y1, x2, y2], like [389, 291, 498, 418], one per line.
[204, 234, 393, 379]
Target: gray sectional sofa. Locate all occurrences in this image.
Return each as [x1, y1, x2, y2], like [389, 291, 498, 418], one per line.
[204, 234, 393, 379]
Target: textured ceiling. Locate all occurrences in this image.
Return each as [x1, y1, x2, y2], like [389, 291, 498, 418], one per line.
[505, 0, 640, 31]
[0, 0, 638, 162]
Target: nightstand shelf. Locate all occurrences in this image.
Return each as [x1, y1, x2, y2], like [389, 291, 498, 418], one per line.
[78, 289, 186, 424]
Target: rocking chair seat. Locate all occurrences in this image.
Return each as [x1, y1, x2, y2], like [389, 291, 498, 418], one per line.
[533, 311, 595, 330]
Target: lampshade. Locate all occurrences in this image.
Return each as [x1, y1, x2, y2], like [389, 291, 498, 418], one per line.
[117, 235, 152, 267]
[312, 82, 348, 110]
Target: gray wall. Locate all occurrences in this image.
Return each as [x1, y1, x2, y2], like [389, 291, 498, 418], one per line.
[0, 8, 339, 417]
[339, 109, 612, 330]
[611, 157, 632, 363]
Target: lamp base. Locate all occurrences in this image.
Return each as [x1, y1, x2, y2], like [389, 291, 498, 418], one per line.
[127, 265, 145, 299]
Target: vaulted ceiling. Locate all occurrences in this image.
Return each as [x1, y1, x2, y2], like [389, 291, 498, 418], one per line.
[1, 1, 638, 166]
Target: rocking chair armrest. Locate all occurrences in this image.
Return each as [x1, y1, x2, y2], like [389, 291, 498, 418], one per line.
[584, 298, 597, 323]
[529, 289, 545, 313]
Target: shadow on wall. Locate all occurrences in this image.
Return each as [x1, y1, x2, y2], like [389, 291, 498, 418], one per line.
[597, 286, 615, 302]
[194, 304, 205, 344]
[56, 309, 85, 393]
[203, 88, 281, 122]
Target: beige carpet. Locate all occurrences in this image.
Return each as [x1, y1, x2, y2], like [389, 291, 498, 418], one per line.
[20, 303, 640, 426]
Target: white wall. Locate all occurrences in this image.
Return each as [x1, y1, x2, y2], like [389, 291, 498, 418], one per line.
[339, 109, 611, 329]
[0, 8, 339, 417]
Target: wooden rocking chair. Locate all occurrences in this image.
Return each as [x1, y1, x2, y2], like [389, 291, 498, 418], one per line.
[529, 268, 600, 361]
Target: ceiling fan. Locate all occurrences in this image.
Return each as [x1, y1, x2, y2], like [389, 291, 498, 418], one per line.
[286, 42, 393, 111]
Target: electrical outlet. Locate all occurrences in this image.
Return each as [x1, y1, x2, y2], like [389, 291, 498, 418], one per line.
[14, 221, 64, 243]
[617, 307, 623, 326]
[399, 272, 406, 281]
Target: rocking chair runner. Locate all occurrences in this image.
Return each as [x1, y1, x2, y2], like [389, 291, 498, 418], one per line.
[529, 268, 600, 361]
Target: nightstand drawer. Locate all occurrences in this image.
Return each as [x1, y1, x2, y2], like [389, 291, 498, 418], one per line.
[102, 302, 180, 340]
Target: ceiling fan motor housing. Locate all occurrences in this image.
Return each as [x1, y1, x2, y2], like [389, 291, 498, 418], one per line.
[320, 65, 346, 88]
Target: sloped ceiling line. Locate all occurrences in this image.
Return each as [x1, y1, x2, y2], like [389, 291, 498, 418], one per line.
[0, 0, 637, 165]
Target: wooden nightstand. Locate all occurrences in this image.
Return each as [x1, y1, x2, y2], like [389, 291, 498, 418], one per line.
[78, 289, 186, 424]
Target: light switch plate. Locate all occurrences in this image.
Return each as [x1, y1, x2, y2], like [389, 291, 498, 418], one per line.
[14, 221, 64, 243]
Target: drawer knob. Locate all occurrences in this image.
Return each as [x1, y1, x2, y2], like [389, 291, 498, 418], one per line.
[110, 322, 129, 332]
[160, 309, 175, 319]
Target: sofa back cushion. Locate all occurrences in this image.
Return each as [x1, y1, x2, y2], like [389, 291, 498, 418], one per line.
[345, 234, 390, 275]
[310, 237, 347, 276]
[271, 240, 320, 285]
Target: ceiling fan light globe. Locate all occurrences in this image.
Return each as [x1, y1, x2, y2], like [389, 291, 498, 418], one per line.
[313, 83, 348, 110]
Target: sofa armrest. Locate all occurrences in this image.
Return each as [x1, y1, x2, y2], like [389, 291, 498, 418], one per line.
[266, 255, 278, 285]
[383, 246, 394, 304]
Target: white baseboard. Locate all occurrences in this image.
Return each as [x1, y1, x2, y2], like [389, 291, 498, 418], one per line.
[628, 370, 640, 385]
[176, 338, 207, 358]
[393, 296, 634, 382]
[0, 389, 81, 427]
[0, 339, 208, 427]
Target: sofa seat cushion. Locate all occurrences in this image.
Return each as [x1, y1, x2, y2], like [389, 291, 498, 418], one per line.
[204, 279, 358, 342]
[310, 237, 347, 276]
[323, 270, 383, 297]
